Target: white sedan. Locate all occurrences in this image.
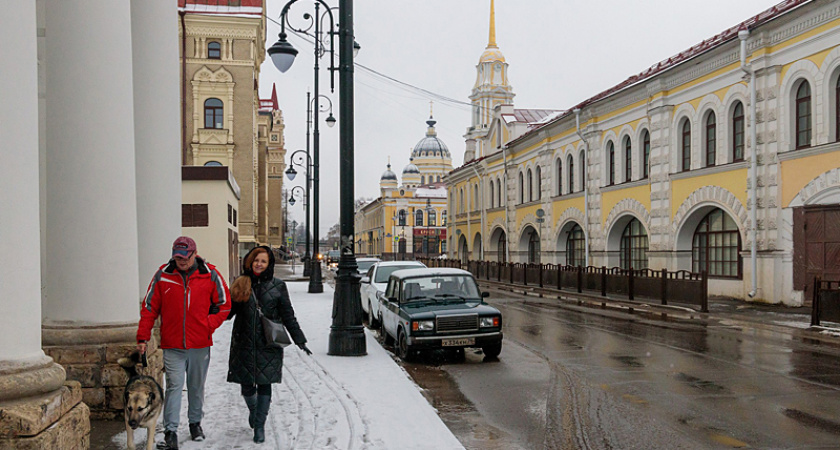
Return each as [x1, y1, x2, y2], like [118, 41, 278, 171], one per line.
[360, 260, 426, 328]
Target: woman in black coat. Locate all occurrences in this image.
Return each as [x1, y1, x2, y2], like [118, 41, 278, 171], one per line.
[227, 246, 311, 443]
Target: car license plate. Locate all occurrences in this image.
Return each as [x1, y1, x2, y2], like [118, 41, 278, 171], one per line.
[442, 338, 475, 347]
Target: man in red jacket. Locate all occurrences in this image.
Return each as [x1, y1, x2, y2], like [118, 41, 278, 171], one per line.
[136, 236, 231, 449]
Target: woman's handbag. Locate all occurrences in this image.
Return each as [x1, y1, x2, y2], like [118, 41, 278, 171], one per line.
[254, 295, 292, 348]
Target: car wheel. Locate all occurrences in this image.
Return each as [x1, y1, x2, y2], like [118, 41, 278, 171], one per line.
[367, 303, 379, 329]
[380, 317, 394, 347]
[482, 342, 502, 359]
[397, 330, 414, 362]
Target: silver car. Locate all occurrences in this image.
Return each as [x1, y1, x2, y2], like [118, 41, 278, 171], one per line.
[360, 260, 426, 328]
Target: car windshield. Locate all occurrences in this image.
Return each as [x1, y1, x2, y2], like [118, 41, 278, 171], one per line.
[402, 275, 480, 302]
[375, 265, 423, 283]
[357, 261, 378, 273]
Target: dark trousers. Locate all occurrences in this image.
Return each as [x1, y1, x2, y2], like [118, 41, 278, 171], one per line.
[241, 383, 271, 399]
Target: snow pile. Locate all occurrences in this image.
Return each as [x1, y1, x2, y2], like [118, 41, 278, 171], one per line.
[110, 278, 464, 449]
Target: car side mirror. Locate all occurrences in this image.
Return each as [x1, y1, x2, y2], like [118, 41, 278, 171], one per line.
[481, 292, 490, 298]
[361, 276, 370, 284]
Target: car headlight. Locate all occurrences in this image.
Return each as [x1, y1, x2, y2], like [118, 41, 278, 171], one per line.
[480, 316, 500, 328]
[412, 320, 434, 331]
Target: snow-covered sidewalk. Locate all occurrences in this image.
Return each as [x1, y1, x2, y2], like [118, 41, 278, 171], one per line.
[110, 272, 465, 449]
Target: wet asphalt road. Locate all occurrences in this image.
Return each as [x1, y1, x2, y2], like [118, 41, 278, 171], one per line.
[389, 288, 840, 450]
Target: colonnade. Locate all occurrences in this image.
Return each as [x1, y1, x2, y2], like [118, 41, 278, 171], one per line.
[1, 2, 181, 446]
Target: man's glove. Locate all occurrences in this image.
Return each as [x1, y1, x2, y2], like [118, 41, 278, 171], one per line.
[298, 343, 312, 355]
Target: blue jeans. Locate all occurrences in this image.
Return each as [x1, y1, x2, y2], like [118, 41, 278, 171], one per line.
[162, 348, 211, 432]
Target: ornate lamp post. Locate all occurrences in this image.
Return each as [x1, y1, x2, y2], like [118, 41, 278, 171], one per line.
[286, 150, 312, 277]
[269, 0, 365, 355]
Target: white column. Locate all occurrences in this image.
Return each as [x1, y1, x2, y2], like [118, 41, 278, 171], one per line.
[0, 0, 46, 365]
[43, 1, 140, 324]
[131, 0, 182, 296]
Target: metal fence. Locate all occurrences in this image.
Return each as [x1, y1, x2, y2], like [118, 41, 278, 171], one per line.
[811, 277, 840, 326]
[418, 258, 709, 312]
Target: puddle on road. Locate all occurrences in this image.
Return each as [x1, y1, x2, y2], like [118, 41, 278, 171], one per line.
[397, 350, 528, 450]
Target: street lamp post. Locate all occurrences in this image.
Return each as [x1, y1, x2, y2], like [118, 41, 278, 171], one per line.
[269, 0, 365, 355]
[286, 150, 312, 277]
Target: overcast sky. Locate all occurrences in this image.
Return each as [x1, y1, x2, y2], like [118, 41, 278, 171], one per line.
[260, 0, 781, 236]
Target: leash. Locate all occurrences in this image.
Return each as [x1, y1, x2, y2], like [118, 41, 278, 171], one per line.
[141, 352, 148, 368]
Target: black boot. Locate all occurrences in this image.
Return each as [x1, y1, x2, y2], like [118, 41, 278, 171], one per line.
[243, 394, 257, 429]
[253, 394, 271, 443]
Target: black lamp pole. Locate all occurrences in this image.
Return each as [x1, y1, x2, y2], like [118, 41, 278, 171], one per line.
[329, 0, 365, 355]
[303, 91, 312, 277]
[269, 0, 364, 355]
[286, 150, 311, 276]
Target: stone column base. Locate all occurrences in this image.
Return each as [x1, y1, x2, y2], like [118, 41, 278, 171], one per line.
[43, 322, 163, 420]
[0, 356, 90, 449]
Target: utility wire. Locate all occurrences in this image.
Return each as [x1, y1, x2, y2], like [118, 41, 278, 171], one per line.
[266, 15, 480, 114]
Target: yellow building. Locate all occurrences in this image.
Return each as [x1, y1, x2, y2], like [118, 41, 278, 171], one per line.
[180, 0, 286, 258]
[356, 116, 453, 259]
[447, 0, 840, 306]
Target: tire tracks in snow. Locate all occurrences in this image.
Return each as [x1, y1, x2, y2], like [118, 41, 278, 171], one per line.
[279, 349, 371, 449]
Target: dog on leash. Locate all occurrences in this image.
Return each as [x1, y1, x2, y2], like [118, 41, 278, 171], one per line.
[118, 351, 164, 450]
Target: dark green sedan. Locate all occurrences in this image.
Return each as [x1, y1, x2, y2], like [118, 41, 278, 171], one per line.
[377, 268, 503, 361]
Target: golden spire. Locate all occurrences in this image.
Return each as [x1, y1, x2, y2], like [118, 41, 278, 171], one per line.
[429, 100, 434, 118]
[488, 0, 497, 48]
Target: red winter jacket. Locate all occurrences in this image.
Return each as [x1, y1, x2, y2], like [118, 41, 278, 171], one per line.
[137, 257, 231, 349]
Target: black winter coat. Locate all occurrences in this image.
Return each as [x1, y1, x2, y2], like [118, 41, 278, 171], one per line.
[227, 248, 306, 385]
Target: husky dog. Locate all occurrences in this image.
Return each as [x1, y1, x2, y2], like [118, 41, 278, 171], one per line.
[118, 351, 164, 450]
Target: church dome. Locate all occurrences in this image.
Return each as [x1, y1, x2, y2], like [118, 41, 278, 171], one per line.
[479, 47, 505, 63]
[380, 164, 397, 181]
[402, 158, 420, 174]
[411, 118, 450, 158]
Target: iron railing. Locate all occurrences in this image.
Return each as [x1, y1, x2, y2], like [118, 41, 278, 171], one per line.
[418, 258, 709, 312]
[811, 277, 840, 326]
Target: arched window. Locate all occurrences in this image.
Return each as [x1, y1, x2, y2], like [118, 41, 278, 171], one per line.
[459, 189, 464, 213]
[796, 81, 812, 149]
[497, 232, 507, 262]
[527, 169, 533, 202]
[568, 155, 574, 193]
[528, 231, 540, 264]
[608, 141, 615, 185]
[204, 98, 224, 129]
[642, 130, 650, 179]
[624, 138, 632, 182]
[692, 208, 741, 278]
[555, 159, 563, 195]
[415, 209, 423, 226]
[705, 112, 716, 167]
[398, 209, 406, 226]
[566, 224, 585, 267]
[732, 102, 744, 162]
[681, 120, 691, 172]
[620, 218, 648, 270]
[421, 176, 425, 185]
[474, 184, 479, 209]
[207, 41, 221, 59]
[442, 210, 447, 225]
[519, 172, 524, 204]
[428, 210, 437, 226]
[497, 177, 502, 206]
[836, 76, 840, 142]
[204, 161, 223, 166]
[489, 181, 495, 208]
[535, 166, 541, 200]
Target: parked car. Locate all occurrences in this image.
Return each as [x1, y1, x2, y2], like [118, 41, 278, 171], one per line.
[377, 268, 503, 361]
[355, 257, 382, 276]
[360, 260, 426, 328]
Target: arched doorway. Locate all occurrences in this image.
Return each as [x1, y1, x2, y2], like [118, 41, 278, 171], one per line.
[518, 226, 540, 264]
[489, 227, 507, 262]
[472, 233, 482, 260]
[458, 234, 469, 263]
